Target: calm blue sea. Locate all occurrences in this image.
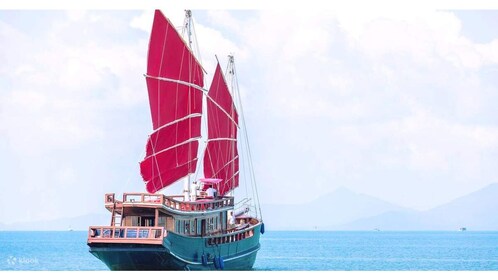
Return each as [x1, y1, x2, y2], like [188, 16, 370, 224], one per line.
[0, 231, 497, 271]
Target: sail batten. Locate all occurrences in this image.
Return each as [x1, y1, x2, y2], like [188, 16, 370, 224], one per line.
[150, 113, 201, 135]
[207, 138, 237, 142]
[144, 137, 201, 160]
[205, 94, 239, 128]
[144, 74, 207, 92]
[140, 9, 204, 193]
[141, 141, 199, 193]
[211, 155, 239, 177]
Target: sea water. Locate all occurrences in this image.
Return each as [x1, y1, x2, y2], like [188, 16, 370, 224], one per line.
[256, 231, 498, 271]
[0, 231, 497, 271]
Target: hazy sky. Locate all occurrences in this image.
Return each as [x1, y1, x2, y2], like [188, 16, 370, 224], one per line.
[1, 3, 498, 224]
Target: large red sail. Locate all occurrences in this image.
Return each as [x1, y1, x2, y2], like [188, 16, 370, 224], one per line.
[140, 10, 204, 193]
[203, 63, 239, 196]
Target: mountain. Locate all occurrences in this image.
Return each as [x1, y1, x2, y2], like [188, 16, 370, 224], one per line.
[0, 212, 109, 231]
[420, 183, 498, 230]
[338, 183, 498, 230]
[261, 187, 413, 230]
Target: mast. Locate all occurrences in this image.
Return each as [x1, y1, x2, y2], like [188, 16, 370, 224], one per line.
[182, 10, 193, 48]
[183, 9, 193, 201]
[180, 10, 205, 201]
[182, 10, 202, 65]
[226, 55, 237, 199]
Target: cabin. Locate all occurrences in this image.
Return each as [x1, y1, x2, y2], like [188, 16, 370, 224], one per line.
[87, 178, 260, 248]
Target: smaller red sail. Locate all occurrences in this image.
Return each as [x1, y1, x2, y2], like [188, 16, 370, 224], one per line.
[203, 63, 239, 196]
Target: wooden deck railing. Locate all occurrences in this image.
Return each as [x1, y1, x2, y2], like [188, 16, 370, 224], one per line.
[87, 226, 165, 245]
[206, 225, 256, 246]
[105, 192, 235, 213]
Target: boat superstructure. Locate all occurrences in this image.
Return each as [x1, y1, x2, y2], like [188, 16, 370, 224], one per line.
[88, 190, 262, 270]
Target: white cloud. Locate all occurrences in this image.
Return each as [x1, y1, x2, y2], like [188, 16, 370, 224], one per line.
[341, 10, 498, 70]
[228, 9, 498, 208]
[66, 10, 87, 22]
[0, 11, 151, 223]
[129, 10, 152, 32]
[205, 10, 242, 35]
[392, 111, 498, 174]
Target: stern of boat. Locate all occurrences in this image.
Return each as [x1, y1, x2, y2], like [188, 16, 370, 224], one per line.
[87, 226, 173, 270]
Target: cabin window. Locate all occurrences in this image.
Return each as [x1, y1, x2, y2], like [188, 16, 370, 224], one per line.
[125, 216, 156, 227]
[208, 217, 214, 232]
[220, 213, 224, 230]
[199, 216, 222, 235]
[201, 219, 206, 236]
[174, 219, 199, 235]
[192, 219, 197, 235]
[177, 219, 198, 236]
[166, 216, 174, 232]
[130, 216, 140, 226]
[184, 220, 190, 234]
[157, 216, 166, 227]
[142, 217, 154, 227]
[176, 220, 181, 233]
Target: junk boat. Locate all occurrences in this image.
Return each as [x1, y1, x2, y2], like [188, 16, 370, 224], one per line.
[87, 9, 264, 270]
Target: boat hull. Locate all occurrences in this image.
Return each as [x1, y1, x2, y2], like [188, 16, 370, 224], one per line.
[89, 224, 262, 270]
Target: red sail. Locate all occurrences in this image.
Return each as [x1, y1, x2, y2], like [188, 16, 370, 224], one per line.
[140, 10, 204, 193]
[203, 63, 239, 196]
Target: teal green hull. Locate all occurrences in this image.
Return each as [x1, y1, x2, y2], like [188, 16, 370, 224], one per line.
[89, 224, 262, 270]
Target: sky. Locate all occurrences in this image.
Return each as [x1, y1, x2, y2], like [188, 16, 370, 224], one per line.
[1, 2, 498, 224]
